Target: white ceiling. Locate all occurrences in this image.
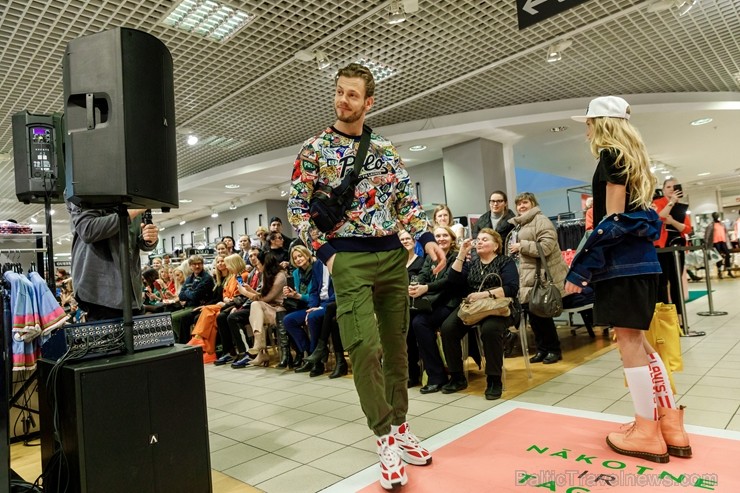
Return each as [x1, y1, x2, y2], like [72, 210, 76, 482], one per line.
[1, 0, 739, 250]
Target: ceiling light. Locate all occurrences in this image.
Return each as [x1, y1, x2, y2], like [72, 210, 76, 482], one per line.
[187, 134, 199, 145]
[409, 145, 427, 152]
[678, 0, 699, 16]
[224, 184, 240, 189]
[49, 209, 55, 215]
[280, 190, 289, 197]
[314, 50, 332, 70]
[211, 211, 219, 218]
[30, 216, 38, 223]
[229, 201, 238, 210]
[161, 0, 255, 43]
[388, 0, 406, 24]
[732, 72, 740, 88]
[179, 198, 192, 203]
[179, 220, 187, 226]
[690, 118, 712, 126]
[159, 227, 166, 231]
[660, 170, 670, 174]
[545, 39, 572, 63]
[550, 126, 568, 132]
[697, 172, 711, 176]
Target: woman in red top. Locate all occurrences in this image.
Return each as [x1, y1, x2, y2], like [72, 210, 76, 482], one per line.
[652, 179, 692, 320]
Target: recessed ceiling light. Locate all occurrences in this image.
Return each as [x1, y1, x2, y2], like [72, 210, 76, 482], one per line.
[49, 209, 56, 215]
[660, 170, 670, 174]
[161, 0, 255, 43]
[187, 135, 199, 145]
[211, 211, 219, 218]
[179, 199, 192, 203]
[697, 172, 711, 176]
[690, 118, 713, 126]
[225, 184, 240, 189]
[550, 126, 568, 132]
[179, 220, 187, 226]
[409, 145, 427, 152]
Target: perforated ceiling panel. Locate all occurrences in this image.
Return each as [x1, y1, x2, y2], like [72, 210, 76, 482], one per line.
[1, 0, 739, 226]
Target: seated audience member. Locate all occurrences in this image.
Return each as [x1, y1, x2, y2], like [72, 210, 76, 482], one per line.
[401, 229, 426, 386]
[253, 226, 269, 250]
[221, 248, 265, 368]
[400, 230, 425, 278]
[432, 204, 465, 242]
[508, 192, 568, 364]
[472, 190, 516, 243]
[151, 257, 163, 271]
[287, 258, 336, 377]
[159, 266, 177, 297]
[409, 226, 461, 394]
[440, 228, 519, 400]
[142, 268, 168, 312]
[221, 235, 237, 255]
[162, 254, 172, 267]
[170, 255, 215, 343]
[188, 254, 246, 363]
[173, 263, 191, 295]
[277, 245, 314, 369]
[266, 230, 291, 272]
[245, 251, 287, 367]
[268, 216, 292, 246]
[238, 235, 252, 265]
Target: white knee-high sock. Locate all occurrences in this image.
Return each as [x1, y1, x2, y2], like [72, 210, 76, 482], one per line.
[648, 352, 677, 409]
[624, 366, 658, 421]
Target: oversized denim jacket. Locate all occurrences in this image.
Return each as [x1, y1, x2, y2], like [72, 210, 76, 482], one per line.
[566, 210, 662, 286]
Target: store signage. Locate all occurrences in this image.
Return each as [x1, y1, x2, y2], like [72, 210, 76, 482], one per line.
[516, 0, 592, 30]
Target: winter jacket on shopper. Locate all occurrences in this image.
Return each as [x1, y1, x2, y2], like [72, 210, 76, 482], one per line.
[508, 206, 569, 304]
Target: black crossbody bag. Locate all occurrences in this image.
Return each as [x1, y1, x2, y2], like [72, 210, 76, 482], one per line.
[309, 125, 372, 233]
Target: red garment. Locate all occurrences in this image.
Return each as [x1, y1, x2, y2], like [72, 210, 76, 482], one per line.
[713, 222, 727, 243]
[585, 208, 594, 231]
[652, 197, 693, 248]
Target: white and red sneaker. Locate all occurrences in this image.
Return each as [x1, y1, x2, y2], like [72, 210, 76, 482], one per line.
[377, 434, 408, 490]
[392, 422, 432, 466]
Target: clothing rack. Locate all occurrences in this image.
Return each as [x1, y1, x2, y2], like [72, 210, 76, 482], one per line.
[554, 218, 587, 251]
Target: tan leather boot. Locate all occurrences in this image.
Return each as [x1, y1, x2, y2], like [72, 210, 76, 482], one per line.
[658, 405, 692, 458]
[606, 415, 669, 463]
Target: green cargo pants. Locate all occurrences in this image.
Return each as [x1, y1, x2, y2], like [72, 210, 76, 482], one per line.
[331, 247, 410, 437]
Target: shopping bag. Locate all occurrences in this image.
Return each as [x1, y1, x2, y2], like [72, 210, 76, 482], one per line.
[616, 303, 683, 394]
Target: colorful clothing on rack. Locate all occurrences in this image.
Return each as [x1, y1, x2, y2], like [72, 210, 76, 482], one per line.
[28, 271, 68, 335]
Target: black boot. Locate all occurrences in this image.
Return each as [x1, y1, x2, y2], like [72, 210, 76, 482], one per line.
[276, 324, 292, 369]
[329, 354, 348, 379]
[293, 351, 305, 369]
[294, 360, 314, 373]
[309, 361, 325, 377]
[305, 339, 329, 364]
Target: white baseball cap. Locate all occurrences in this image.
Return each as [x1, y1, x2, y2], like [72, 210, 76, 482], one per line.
[572, 96, 631, 122]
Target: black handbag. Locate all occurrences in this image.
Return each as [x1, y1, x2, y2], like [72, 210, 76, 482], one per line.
[309, 125, 372, 233]
[282, 296, 308, 313]
[529, 242, 563, 318]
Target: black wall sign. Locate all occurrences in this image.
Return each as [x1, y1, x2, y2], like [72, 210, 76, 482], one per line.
[516, 0, 592, 30]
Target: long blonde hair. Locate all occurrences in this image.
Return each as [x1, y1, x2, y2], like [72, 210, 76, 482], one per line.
[589, 117, 655, 209]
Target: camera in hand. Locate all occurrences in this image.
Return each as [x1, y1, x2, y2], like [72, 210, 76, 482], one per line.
[673, 184, 682, 194]
[143, 209, 153, 224]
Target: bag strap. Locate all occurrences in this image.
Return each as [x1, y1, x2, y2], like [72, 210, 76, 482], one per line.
[535, 242, 554, 282]
[352, 124, 372, 179]
[476, 271, 503, 292]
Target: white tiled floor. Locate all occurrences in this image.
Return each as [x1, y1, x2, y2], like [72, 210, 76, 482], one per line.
[203, 277, 739, 492]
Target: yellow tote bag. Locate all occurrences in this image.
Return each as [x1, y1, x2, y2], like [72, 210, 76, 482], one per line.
[617, 303, 683, 394]
[646, 303, 683, 394]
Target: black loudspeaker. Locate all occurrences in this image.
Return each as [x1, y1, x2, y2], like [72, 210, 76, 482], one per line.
[38, 346, 212, 493]
[11, 111, 66, 204]
[63, 27, 178, 209]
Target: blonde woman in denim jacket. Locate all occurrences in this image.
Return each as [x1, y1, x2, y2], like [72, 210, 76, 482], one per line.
[567, 96, 690, 464]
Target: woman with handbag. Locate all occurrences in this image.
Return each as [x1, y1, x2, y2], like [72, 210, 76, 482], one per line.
[567, 96, 688, 463]
[246, 251, 288, 367]
[409, 226, 462, 394]
[278, 245, 314, 369]
[508, 192, 568, 364]
[187, 254, 242, 363]
[439, 228, 519, 400]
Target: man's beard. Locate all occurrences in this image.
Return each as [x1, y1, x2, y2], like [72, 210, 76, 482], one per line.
[335, 106, 363, 124]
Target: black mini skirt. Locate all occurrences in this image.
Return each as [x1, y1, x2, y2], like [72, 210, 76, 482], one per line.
[593, 274, 658, 330]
